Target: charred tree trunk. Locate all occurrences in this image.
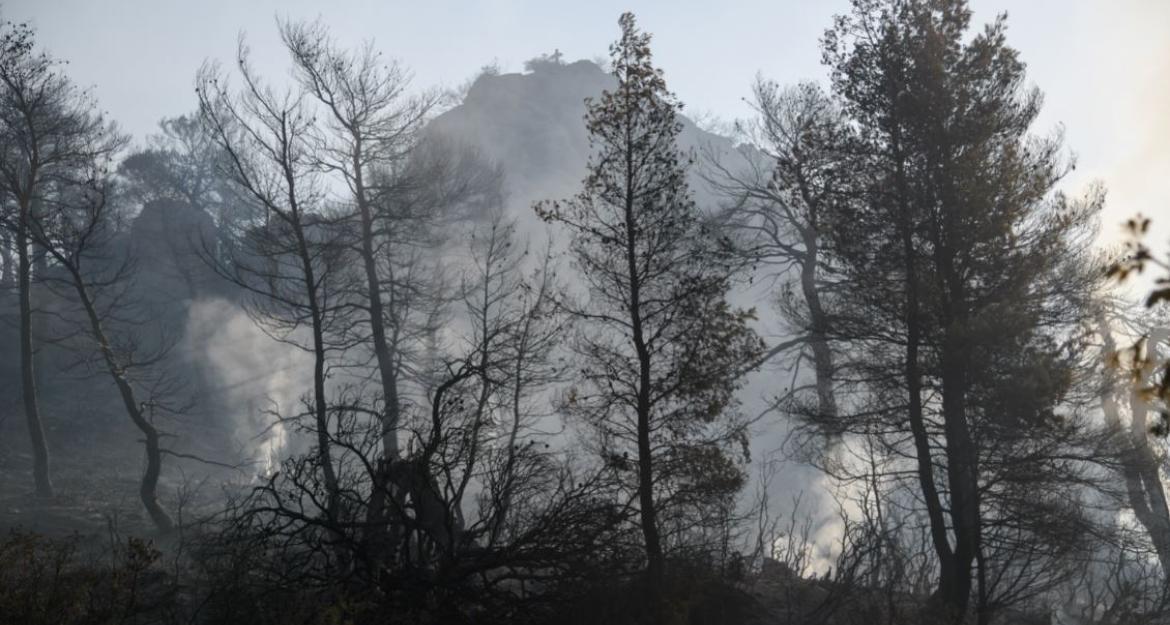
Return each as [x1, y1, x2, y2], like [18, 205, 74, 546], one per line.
[17, 201, 52, 497]
[292, 220, 340, 519]
[1, 229, 13, 287]
[930, 126, 982, 625]
[626, 157, 665, 605]
[798, 229, 837, 422]
[900, 203, 956, 618]
[936, 236, 978, 621]
[353, 137, 404, 566]
[66, 264, 172, 532]
[793, 175, 837, 424]
[940, 335, 978, 620]
[892, 147, 964, 621]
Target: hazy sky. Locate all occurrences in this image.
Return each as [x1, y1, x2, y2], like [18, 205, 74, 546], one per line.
[8, 0, 1169, 247]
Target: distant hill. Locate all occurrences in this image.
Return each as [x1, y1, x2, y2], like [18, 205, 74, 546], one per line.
[425, 58, 750, 229]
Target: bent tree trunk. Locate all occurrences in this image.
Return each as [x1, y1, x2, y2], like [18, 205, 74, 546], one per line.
[17, 211, 53, 497]
[68, 265, 173, 532]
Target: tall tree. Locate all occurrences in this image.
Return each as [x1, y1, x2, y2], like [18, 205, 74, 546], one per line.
[818, 1, 1104, 621]
[196, 42, 352, 518]
[279, 21, 503, 567]
[26, 174, 180, 532]
[281, 20, 435, 469]
[537, 12, 762, 604]
[0, 18, 123, 497]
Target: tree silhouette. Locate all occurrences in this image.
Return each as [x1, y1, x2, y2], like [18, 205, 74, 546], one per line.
[537, 12, 762, 609]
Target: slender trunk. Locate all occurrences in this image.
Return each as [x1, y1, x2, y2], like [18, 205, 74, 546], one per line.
[940, 335, 978, 619]
[794, 176, 836, 424]
[353, 146, 401, 464]
[1, 229, 13, 287]
[68, 265, 172, 532]
[490, 323, 531, 546]
[902, 215, 954, 607]
[630, 226, 664, 598]
[311, 319, 338, 511]
[295, 224, 340, 518]
[17, 201, 52, 497]
[894, 153, 958, 619]
[933, 184, 979, 621]
[798, 230, 836, 422]
[623, 110, 664, 602]
[351, 139, 406, 569]
[975, 545, 990, 625]
[635, 375, 662, 589]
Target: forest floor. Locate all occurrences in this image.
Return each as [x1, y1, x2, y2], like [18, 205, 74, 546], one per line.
[1, 415, 165, 541]
[0, 399, 242, 549]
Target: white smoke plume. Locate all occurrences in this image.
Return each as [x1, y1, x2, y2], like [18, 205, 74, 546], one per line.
[185, 297, 311, 478]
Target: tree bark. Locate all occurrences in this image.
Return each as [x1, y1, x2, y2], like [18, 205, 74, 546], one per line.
[68, 264, 173, 532]
[1, 229, 13, 287]
[625, 115, 665, 604]
[798, 228, 837, 422]
[940, 334, 978, 619]
[793, 173, 837, 424]
[352, 137, 405, 566]
[900, 202, 956, 616]
[892, 145, 965, 621]
[17, 202, 52, 497]
[292, 219, 340, 519]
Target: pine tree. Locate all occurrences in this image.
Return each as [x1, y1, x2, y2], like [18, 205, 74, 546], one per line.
[820, 1, 1103, 621]
[537, 12, 762, 605]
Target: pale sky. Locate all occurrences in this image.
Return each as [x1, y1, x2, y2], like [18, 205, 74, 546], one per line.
[8, 0, 1169, 248]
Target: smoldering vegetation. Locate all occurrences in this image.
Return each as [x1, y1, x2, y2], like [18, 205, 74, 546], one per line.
[0, 3, 1168, 625]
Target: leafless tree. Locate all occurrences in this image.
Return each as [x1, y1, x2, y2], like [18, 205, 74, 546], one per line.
[196, 39, 355, 519]
[280, 18, 435, 473]
[24, 172, 183, 532]
[278, 22, 507, 568]
[0, 18, 123, 497]
[706, 81, 849, 430]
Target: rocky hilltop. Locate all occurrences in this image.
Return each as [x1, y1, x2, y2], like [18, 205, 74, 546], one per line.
[426, 58, 749, 225]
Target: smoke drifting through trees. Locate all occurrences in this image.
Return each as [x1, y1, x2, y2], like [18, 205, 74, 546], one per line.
[0, 2, 1167, 625]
